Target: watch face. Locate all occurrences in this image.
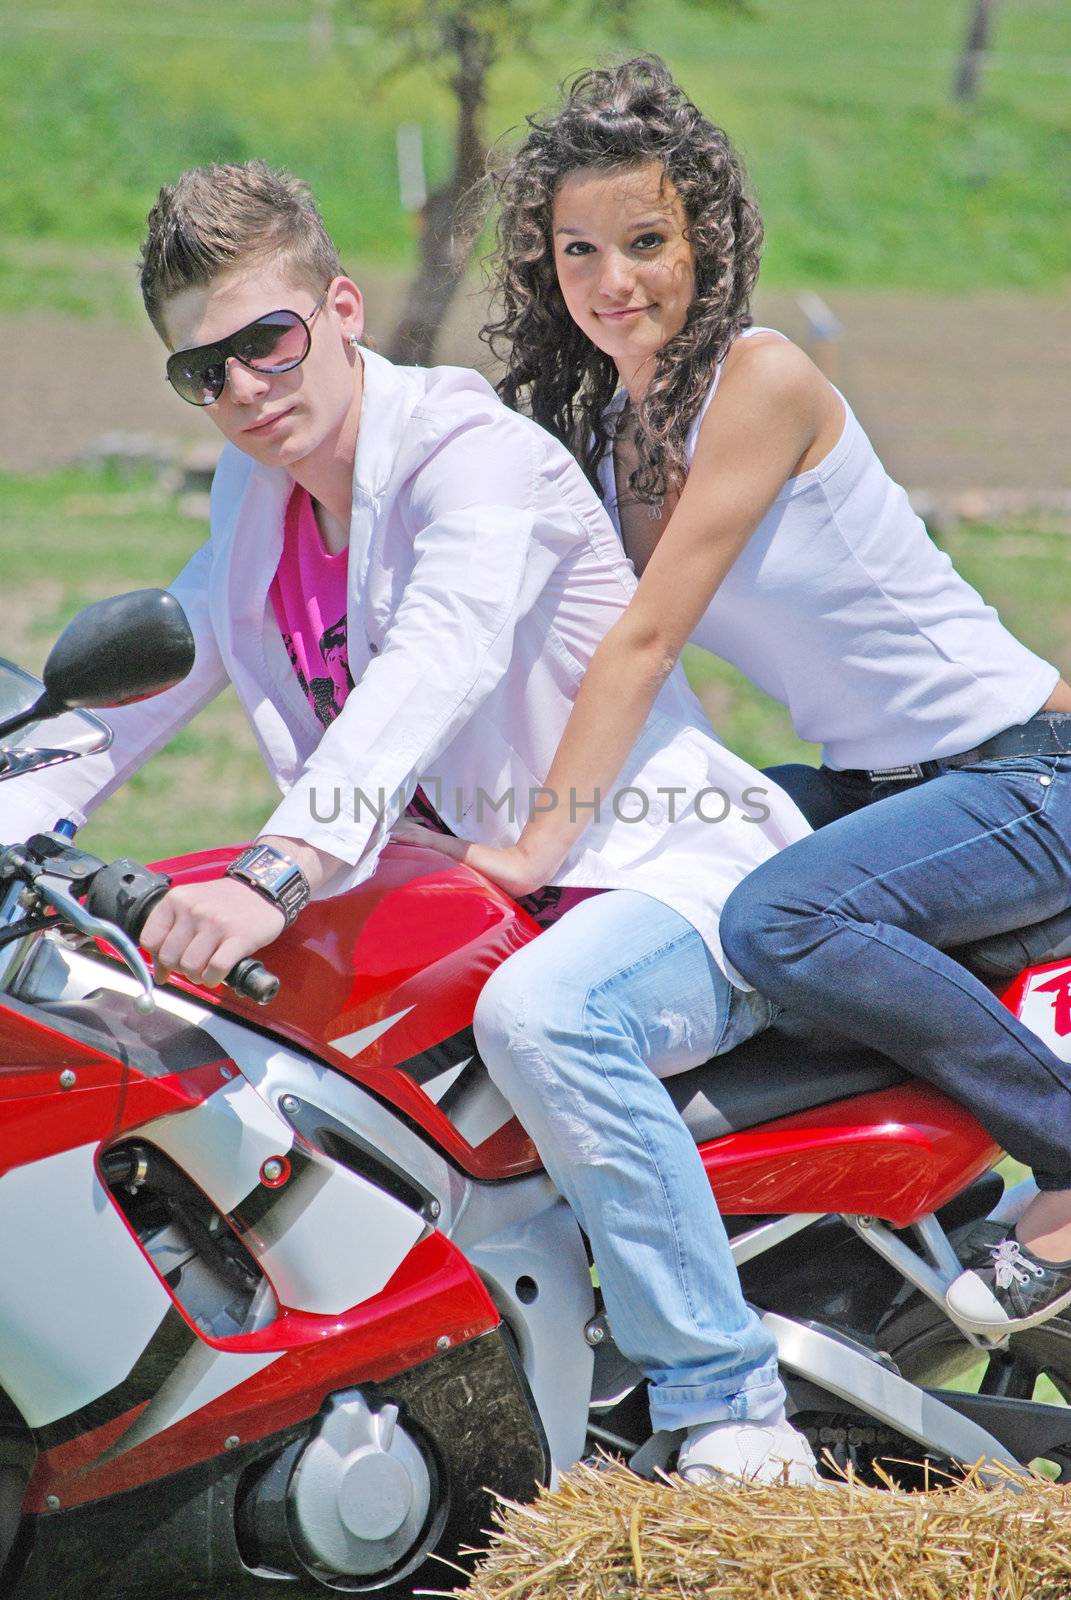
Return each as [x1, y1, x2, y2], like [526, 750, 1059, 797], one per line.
[229, 847, 309, 928]
[245, 853, 284, 890]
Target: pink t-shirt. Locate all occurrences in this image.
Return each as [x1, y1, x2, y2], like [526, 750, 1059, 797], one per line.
[269, 485, 353, 728]
[269, 483, 598, 928]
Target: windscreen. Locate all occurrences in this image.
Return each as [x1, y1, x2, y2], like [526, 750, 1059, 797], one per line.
[0, 658, 112, 781]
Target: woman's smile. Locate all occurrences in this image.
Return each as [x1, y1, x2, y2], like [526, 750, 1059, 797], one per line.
[596, 303, 654, 321]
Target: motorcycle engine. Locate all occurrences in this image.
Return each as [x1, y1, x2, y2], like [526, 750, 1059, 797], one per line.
[242, 1391, 435, 1583]
[290, 1393, 432, 1576]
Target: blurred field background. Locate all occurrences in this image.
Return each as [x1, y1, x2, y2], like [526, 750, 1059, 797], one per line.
[0, 0, 1068, 862]
[2, 0, 1068, 300]
[0, 6, 1068, 1562]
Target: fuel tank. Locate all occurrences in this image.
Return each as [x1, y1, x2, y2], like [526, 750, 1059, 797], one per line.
[154, 841, 544, 1178]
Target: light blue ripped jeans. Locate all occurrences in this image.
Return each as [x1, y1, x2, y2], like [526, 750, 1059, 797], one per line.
[472, 889, 785, 1433]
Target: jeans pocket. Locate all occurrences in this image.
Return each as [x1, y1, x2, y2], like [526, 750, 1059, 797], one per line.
[958, 754, 1058, 779]
[951, 754, 1064, 807]
[945, 754, 1061, 827]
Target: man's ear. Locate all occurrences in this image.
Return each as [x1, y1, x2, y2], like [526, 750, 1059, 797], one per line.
[331, 276, 365, 346]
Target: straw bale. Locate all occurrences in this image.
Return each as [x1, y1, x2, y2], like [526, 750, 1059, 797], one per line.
[432, 1459, 1071, 1600]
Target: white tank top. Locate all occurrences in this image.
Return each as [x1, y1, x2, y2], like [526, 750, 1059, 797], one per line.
[598, 328, 1058, 770]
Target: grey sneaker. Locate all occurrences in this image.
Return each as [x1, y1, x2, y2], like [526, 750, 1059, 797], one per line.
[946, 1223, 1071, 1332]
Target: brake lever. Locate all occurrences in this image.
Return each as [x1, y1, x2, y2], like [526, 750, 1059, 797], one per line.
[35, 876, 157, 1013]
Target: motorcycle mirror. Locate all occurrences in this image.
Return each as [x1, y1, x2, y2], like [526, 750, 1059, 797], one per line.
[0, 590, 196, 742]
[43, 589, 196, 710]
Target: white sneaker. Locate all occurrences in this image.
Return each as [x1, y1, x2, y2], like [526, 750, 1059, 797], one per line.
[677, 1414, 821, 1487]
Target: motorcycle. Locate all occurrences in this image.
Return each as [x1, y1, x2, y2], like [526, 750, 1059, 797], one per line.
[2, 589, 1071, 1600]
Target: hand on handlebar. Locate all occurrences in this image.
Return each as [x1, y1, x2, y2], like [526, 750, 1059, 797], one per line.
[140, 878, 286, 990]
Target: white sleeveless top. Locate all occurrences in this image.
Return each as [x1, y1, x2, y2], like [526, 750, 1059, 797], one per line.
[598, 328, 1058, 770]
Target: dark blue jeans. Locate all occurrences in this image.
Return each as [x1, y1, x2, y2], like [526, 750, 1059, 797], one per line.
[720, 752, 1071, 1189]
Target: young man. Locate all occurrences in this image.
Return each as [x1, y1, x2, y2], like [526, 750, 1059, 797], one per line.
[2, 162, 817, 1483]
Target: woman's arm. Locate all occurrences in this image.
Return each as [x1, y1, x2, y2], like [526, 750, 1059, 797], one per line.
[398, 339, 839, 893]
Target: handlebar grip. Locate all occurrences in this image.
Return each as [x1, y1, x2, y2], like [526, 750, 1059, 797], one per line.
[225, 957, 280, 1006]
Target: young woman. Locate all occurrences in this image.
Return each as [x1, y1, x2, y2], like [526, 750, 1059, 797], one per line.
[396, 57, 1071, 1335]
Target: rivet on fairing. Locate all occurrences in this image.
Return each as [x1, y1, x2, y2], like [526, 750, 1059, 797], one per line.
[260, 1155, 291, 1188]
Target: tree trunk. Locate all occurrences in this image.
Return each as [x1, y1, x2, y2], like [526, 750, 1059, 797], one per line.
[388, 18, 490, 366]
[952, 0, 999, 102]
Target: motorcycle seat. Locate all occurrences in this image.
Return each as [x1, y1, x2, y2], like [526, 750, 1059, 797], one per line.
[953, 905, 1071, 980]
[662, 1022, 908, 1144]
[663, 910, 1071, 1145]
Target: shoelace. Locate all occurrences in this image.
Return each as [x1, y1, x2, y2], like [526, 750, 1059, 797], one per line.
[989, 1239, 1046, 1290]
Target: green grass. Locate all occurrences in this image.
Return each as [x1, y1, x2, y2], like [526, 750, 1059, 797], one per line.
[1, 464, 1069, 861]
[0, 464, 277, 858]
[0, 0, 1067, 316]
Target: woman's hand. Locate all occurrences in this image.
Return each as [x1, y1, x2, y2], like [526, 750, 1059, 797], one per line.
[390, 819, 557, 899]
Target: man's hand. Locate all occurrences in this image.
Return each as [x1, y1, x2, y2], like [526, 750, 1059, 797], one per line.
[141, 878, 286, 989]
[141, 834, 347, 989]
[390, 819, 557, 900]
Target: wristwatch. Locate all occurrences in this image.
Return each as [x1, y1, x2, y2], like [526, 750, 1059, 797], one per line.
[226, 844, 311, 928]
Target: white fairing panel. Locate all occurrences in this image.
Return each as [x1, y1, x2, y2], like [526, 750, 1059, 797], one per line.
[0, 1144, 171, 1426]
[136, 1066, 426, 1319]
[147, 1077, 298, 1216]
[252, 1161, 426, 1318]
[1016, 963, 1071, 1062]
[135, 1042, 426, 1318]
[102, 1339, 280, 1458]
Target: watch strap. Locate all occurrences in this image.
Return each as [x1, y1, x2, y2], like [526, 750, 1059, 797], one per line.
[226, 844, 311, 928]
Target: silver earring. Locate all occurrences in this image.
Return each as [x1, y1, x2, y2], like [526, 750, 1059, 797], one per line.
[348, 334, 360, 348]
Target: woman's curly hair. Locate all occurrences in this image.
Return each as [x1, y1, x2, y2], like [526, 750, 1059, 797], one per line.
[482, 56, 763, 503]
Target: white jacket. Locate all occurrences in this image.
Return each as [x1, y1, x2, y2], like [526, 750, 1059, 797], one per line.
[1, 350, 809, 976]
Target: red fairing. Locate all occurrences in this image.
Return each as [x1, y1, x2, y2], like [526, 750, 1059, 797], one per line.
[699, 1081, 1000, 1228]
[1001, 957, 1071, 1036]
[0, 1025, 231, 1176]
[106, 843, 1030, 1208]
[0, 1001, 117, 1072]
[151, 843, 544, 1178]
[27, 1229, 499, 1511]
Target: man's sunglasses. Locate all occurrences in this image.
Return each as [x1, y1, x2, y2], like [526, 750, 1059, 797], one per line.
[165, 288, 330, 407]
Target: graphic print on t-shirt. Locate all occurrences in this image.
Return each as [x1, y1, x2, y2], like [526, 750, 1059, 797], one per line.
[313, 616, 354, 725]
[270, 485, 356, 728]
[279, 617, 354, 728]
